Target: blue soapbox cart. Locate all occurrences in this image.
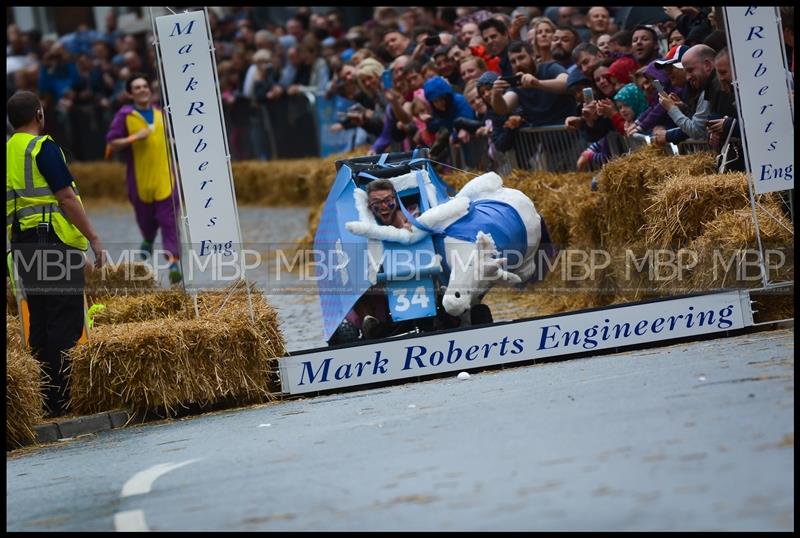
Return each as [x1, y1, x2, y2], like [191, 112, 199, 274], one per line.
[314, 148, 492, 346]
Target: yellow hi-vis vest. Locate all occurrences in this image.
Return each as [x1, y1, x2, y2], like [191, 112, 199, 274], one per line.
[6, 133, 88, 250]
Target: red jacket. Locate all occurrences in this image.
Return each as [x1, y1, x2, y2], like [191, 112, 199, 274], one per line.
[470, 44, 502, 74]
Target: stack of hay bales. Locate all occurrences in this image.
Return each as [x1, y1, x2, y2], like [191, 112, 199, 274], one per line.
[6, 315, 44, 450]
[68, 280, 286, 417]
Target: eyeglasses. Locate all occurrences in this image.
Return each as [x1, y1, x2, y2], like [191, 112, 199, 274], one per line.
[368, 196, 396, 213]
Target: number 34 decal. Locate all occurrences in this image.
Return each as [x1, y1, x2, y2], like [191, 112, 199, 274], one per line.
[392, 286, 430, 312]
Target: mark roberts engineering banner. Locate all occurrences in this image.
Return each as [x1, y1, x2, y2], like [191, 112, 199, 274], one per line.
[155, 10, 242, 260]
[723, 6, 794, 194]
[279, 290, 754, 395]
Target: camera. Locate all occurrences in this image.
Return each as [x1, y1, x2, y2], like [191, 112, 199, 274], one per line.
[424, 35, 441, 47]
[454, 117, 484, 134]
[336, 111, 348, 122]
[652, 79, 665, 95]
[582, 87, 594, 103]
[500, 74, 522, 86]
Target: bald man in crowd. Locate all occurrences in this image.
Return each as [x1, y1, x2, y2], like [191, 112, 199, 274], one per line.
[654, 44, 731, 146]
[586, 7, 611, 45]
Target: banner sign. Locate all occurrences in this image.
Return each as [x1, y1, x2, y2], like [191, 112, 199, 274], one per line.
[155, 10, 242, 262]
[723, 6, 794, 194]
[279, 290, 754, 395]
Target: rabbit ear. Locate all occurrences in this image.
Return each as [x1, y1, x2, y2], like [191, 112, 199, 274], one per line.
[475, 232, 498, 263]
[475, 231, 496, 251]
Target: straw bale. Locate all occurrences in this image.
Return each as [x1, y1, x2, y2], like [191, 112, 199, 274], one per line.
[676, 200, 794, 292]
[69, 161, 127, 200]
[7, 316, 44, 450]
[85, 261, 157, 302]
[7, 314, 24, 353]
[498, 169, 593, 248]
[749, 289, 795, 323]
[91, 289, 193, 325]
[7, 278, 18, 316]
[642, 172, 751, 249]
[68, 282, 286, 416]
[597, 146, 716, 247]
[566, 188, 603, 249]
[296, 200, 325, 249]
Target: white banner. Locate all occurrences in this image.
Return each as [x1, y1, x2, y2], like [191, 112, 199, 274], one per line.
[279, 291, 753, 395]
[154, 10, 242, 262]
[724, 6, 794, 194]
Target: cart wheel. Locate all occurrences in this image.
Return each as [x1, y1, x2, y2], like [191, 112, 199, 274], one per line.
[329, 320, 362, 345]
[470, 304, 493, 325]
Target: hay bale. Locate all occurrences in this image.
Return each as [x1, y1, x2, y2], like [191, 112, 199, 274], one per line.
[68, 282, 287, 416]
[597, 146, 715, 247]
[7, 278, 18, 317]
[296, 200, 325, 249]
[85, 261, 157, 303]
[69, 161, 127, 201]
[749, 289, 795, 323]
[7, 316, 44, 450]
[91, 289, 193, 325]
[679, 201, 794, 292]
[642, 172, 751, 249]
[568, 191, 603, 248]
[499, 170, 593, 247]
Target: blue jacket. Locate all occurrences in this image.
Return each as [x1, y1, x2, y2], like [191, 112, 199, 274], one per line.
[423, 76, 475, 136]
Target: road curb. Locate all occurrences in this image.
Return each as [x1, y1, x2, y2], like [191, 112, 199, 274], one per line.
[33, 410, 131, 444]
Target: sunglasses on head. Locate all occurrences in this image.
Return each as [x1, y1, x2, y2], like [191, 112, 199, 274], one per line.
[368, 196, 396, 213]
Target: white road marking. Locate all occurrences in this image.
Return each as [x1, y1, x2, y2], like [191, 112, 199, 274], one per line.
[114, 459, 201, 531]
[114, 509, 148, 531]
[120, 459, 201, 498]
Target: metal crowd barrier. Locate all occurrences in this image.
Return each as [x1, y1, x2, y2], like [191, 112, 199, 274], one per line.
[449, 135, 491, 172]
[676, 139, 712, 155]
[512, 125, 586, 173]
[228, 93, 321, 160]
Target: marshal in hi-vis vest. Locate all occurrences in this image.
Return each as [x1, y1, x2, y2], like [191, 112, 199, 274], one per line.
[6, 133, 88, 250]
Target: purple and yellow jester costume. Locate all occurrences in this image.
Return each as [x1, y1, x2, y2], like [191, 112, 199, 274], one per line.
[106, 105, 180, 265]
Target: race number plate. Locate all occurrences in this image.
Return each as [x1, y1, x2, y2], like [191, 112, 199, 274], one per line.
[386, 278, 437, 321]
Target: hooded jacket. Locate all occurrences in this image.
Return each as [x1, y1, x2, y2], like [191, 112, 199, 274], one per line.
[422, 76, 476, 136]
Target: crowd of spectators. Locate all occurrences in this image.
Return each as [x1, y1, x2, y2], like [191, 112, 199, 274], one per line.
[6, 6, 795, 172]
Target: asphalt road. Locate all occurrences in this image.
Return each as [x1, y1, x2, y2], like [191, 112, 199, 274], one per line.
[6, 327, 794, 531]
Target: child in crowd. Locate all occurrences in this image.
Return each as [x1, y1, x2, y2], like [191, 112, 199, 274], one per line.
[408, 93, 437, 147]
